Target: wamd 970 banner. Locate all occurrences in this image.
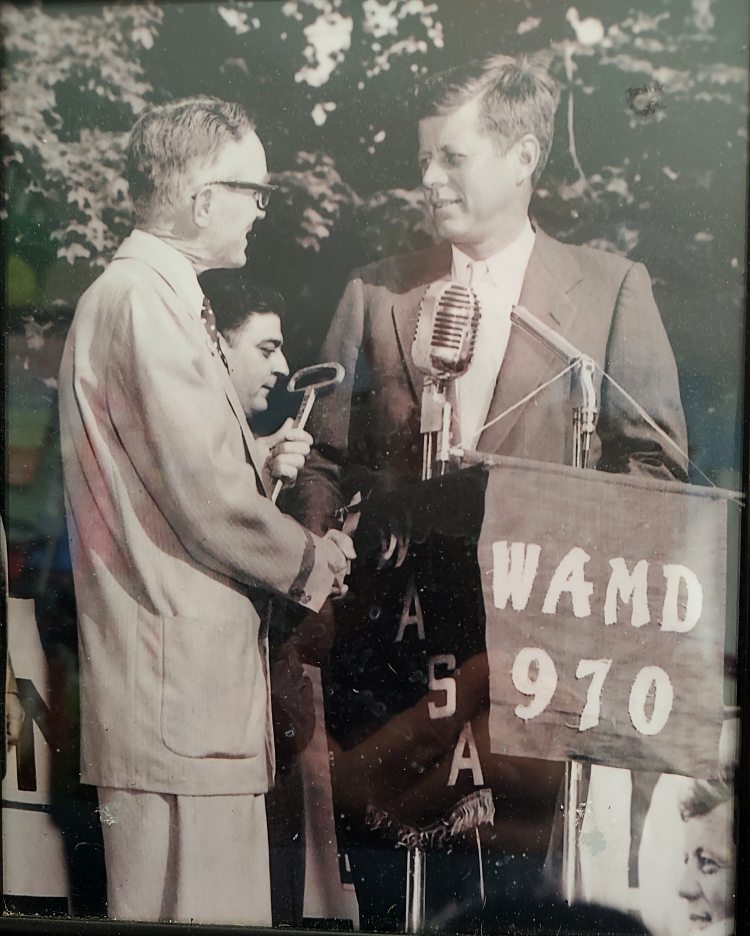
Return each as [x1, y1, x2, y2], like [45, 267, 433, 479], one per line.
[477, 457, 734, 778]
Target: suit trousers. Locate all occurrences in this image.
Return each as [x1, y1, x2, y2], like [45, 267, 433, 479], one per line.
[98, 786, 271, 925]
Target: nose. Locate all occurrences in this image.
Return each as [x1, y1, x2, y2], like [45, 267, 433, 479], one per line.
[273, 350, 289, 378]
[421, 156, 448, 188]
[678, 861, 702, 903]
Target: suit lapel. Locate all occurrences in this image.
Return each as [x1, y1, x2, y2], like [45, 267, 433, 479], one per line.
[477, 230, 584, 453]
[206, 330, 272, 497]
[391, 241, 452, 404]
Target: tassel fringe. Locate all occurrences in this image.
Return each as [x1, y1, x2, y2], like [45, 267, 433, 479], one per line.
[366, 788, 495, 850]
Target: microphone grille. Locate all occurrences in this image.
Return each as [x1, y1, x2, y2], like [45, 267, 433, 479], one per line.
[412, 280, 481, 379]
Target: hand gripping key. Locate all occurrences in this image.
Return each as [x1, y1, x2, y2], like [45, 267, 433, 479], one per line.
[271, 362, 345, 503]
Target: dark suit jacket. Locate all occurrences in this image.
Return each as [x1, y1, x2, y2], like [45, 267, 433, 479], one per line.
[288, 229, 689, 870]
[294, 228, 688, 532]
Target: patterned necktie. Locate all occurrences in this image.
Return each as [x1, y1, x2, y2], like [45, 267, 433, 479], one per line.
[200, 295, 230, 372]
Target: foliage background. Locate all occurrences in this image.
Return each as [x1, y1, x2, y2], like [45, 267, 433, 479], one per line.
[2, 0, 748, 521]
[1, 3, 747, 921]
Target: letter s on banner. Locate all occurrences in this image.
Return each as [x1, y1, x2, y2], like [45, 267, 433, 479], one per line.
[427, 654, 456, 720]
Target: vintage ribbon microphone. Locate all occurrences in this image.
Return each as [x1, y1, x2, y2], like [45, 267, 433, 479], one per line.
[411, 281, 481, 480]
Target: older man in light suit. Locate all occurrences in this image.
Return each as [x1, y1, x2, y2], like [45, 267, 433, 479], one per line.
[58, 97, 354, 925]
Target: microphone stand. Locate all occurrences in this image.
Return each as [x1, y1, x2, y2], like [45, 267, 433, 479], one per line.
[561, 355, 598, 906]
[509, 306, 599, 906]
[406, 375, 455, 933]
[400, 369, 465, 932]
[572, 358, 598, 471]
[420, 378, 455, 481]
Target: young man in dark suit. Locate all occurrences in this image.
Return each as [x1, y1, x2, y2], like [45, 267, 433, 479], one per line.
[291, 54, 689, 930]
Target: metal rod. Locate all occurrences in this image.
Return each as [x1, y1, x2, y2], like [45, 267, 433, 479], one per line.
[572, 407, 582, 469]
[475, 828, 485, 904]
[437, 398, 452, 475]
[564, 355, 599, 902]
[578, 358, 598, 471]
[405, 846, 426, 933]
[563, 759, 581, 905]
[422, 433, 433, 481]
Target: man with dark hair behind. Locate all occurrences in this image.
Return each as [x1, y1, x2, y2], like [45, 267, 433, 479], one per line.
[206, 273, 317, 925]
[58, 96, 354, 925]
[290, 52, 689, 929]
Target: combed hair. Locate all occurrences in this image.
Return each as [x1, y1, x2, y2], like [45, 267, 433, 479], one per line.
[680, 773, 737, 844]
[205, 273, 286, 340]
[416, 53, 560, 186]
[127, 96, 255, 224]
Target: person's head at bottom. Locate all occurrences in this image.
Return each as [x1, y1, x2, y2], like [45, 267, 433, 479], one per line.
[678, 775, 735, 932]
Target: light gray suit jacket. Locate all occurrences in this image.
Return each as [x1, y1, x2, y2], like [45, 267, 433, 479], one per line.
[59, 231, 336, 795]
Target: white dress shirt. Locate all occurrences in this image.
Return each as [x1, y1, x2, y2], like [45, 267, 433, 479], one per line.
[451, 221, 536, 448]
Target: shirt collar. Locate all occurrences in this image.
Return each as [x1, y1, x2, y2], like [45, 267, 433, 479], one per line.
[451, 219, 536, 292]
[123, 229, 205, 317]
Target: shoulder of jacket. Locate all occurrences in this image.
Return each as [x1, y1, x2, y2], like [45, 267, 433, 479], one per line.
[88, 255, 176, 299]
[555, 236, 641, 275]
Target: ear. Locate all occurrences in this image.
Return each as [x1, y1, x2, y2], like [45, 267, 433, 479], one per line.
[192, 185, 213, 228]
[515, 134, 541, 186]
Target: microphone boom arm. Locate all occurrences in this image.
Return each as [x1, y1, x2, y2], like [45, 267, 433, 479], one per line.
[510, 305, 599, 470]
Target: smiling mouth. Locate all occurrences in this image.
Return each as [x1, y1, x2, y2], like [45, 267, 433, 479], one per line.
[431, 198, 462, 210]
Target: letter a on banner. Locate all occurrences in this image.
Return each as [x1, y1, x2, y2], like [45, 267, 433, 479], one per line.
[395, 578, 425, 642]
[542, 547, 593, 618]
[447, 722, 484, 786]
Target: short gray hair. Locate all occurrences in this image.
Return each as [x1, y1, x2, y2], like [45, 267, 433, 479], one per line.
[417, 53, 560, 187]
[126, 96, 255, 224]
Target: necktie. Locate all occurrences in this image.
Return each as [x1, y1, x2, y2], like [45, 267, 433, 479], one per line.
[201, 295, 230, 372]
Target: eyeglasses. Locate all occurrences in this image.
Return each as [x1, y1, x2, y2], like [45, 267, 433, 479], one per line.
[194, 181, 278, 210]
